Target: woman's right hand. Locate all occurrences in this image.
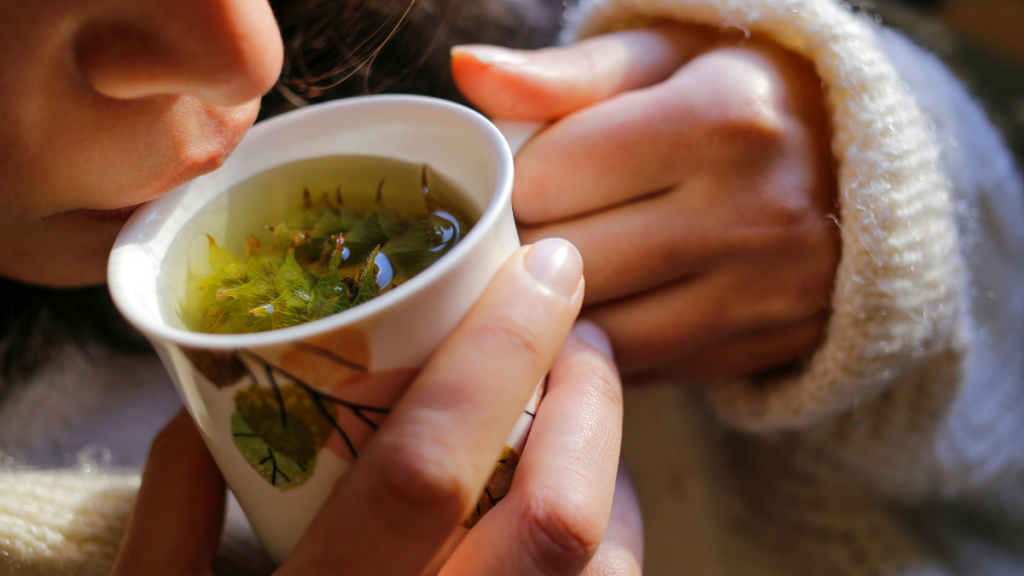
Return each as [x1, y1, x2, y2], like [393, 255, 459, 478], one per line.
[111, 239, 643, 576]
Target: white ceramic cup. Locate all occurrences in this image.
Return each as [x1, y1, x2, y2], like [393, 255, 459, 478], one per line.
[108, 95, 542, 562]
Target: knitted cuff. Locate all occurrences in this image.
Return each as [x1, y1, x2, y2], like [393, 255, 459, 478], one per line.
[0, 469, 139, 576]
[564, 0, 966, 430]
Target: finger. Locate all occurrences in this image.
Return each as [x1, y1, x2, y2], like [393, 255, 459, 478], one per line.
[517, 176, 723, 305]
[451, 23, 715, 121]
[642, 313, 829, 384]
[517, 154, 836, 306]
[283, 239, 585, 576]
[439, 320, 623, 576]
[582, 464, 644, 576]
[585, 264, 829, 375]
[112, 410, 226, 576]
[510, 40, 822, 225]
[510, 45, 789, 224]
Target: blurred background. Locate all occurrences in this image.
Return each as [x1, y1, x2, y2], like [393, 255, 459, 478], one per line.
[874, 0, 1024, 162]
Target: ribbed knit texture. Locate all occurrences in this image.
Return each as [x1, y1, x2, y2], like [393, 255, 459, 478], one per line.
[0, 469, 138, 575]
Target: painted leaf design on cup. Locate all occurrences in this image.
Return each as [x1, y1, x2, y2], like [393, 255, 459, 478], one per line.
[194, 330, 532, 519]
[222, 328, 409, 490]
[274, 331, 414, 464]
[180, 347, 248, 389]
[464, 446, 520, 528]
[231, 411, 315, 491]
[321, 367, 416, 463]
[234, 384, 337, 463]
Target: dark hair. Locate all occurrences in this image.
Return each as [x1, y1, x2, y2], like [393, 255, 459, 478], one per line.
[0, 0, 563, 399]
[261, 0, 563, 118]
[0, 278, 151, 401]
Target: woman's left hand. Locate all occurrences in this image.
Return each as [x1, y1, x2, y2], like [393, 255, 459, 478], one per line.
[453, 24, 841, 383]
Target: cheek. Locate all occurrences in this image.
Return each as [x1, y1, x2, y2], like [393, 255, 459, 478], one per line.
[0, 95, 259, 286]
[58, 95, 260, 210]
[9, 91, 259, 218]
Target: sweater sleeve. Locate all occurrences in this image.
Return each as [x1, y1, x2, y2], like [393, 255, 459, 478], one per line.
[0, 469, 139, 576]
[563, 0, 975, 432]
[0, 467, 278, 576]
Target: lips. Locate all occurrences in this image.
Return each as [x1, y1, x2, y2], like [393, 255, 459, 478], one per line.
[67, 203, 145, 224]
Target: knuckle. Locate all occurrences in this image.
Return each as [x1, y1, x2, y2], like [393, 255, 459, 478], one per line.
[685, 89, 789, 175]
[521, 493, 604, 572]
[767, 192, 821, 231]
[582, 546, 643, 576]
[761, 282, 828, 324]
[702, 81, 786, 155]
[473, 316, 547, 365]
[378, 439, 472, 516]
[740, 181, 834, 242]
[718, 100, 786, 149]
[579, 362, 624, 414]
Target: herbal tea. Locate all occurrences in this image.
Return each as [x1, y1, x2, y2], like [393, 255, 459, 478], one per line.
[179, 155, 479, 334]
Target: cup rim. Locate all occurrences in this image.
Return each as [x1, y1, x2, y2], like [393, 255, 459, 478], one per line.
[108, 94, 514, 349]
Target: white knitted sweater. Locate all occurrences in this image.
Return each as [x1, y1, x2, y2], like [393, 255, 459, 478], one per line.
[3, 1, 1023, 574]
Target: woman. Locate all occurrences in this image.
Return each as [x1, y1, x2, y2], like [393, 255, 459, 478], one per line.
[0, 1, 632, 574]
[3, 0, 1023, 574]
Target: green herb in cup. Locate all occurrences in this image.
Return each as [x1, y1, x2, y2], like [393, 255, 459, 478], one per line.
[190, 162, 475, 334]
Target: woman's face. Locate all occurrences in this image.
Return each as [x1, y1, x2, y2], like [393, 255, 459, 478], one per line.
[0, 0, 283, 287]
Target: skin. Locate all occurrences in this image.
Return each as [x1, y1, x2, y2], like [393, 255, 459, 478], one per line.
[0, 0, 282, 286]
[2, 2, 837, 573]
[453, 24, 840, 383]
[114, 244, 639, 576]
[1, 1, 639, 571]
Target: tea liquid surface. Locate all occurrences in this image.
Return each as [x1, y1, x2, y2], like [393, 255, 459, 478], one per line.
[172, 155, 479, 334]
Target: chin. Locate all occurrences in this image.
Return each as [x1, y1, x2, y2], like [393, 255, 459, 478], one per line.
[0, 219, 118, 288]
[47, 235, 117, 288]
[13, 255, 111, 288]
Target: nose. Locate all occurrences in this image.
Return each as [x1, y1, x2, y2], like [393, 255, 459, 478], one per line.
[74, 0, 284, 107]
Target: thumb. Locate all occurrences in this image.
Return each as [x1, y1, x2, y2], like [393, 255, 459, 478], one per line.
[451, 23, 715, 121]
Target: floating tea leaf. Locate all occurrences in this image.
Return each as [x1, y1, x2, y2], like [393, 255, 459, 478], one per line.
[353, 246, 381, 307]
[308, 238, 352, 320]
[187, 159, 477, 334]
[311, 209, 344, 239]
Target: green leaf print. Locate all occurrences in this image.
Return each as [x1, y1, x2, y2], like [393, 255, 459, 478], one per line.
[231, 411, 315, 491]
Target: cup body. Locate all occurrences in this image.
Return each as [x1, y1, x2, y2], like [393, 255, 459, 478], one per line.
[108, 96, 524, 561]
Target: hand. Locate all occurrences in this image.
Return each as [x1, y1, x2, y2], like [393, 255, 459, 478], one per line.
[453, 24, 840, 383]
[112, 240, 643, 576]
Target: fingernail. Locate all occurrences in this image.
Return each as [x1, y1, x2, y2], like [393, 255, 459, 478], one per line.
[524, 238, 582, 298]
[451, 45, 526, 66]
[573, 320, 614, 358]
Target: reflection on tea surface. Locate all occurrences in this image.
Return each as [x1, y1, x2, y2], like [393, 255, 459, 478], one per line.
[178, 155, 479, 333]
